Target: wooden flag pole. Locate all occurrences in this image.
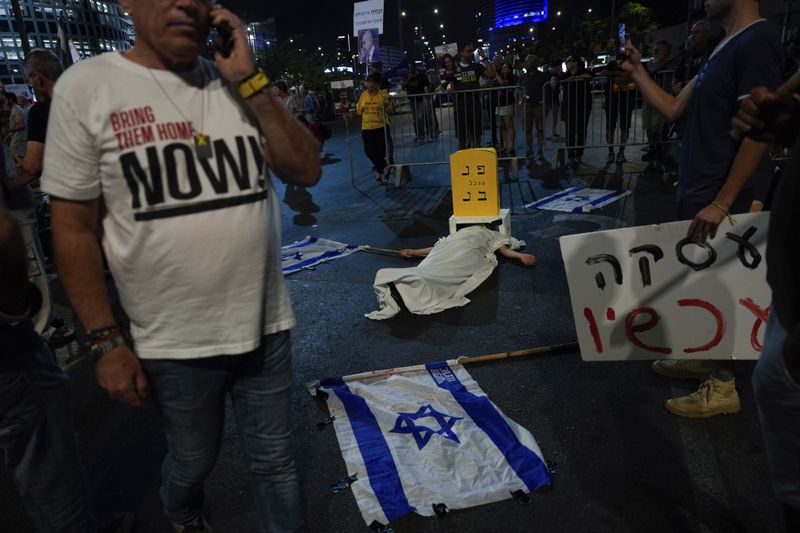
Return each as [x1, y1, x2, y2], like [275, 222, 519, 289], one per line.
[456, 342, 579, 365]
[306, 341, 578, 394]
[730, 69, 800, 140]
[362, 246, 428, 258]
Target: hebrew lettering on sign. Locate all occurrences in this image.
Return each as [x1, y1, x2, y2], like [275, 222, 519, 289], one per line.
[560, 213, 771, 361]
[450, 149, 500, 217]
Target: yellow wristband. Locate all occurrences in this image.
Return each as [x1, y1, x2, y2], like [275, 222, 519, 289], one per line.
[237, 68, 270, 99]
[711, 201, 737, 225]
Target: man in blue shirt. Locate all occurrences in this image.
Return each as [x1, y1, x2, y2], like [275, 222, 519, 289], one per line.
[623, 0, 783, 418]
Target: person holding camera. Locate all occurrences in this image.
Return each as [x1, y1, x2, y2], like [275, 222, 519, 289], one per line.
[622, 0, 782, 418]
[521, 54, 550, 160]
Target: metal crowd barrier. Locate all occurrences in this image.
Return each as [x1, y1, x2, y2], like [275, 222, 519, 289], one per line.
[374, 72, 679, 182]
[551, 70, 678, 166]
[381, 85, 530, 182]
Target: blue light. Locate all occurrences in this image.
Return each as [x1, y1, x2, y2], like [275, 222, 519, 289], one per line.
[494, 0, 548, 28]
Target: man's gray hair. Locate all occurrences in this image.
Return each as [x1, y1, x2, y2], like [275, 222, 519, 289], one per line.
[24, 49, 64, 81]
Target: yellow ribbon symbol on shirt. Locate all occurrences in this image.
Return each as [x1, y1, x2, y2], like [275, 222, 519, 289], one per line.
[195, 133, 208, 146]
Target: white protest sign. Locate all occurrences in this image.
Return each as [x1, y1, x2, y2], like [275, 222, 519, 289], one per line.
[559, 213, 771, 361]
[331, 80, 355, 89]
[435, 42, 458, 58]
[353, 0, 384, 36]
[332, 81, 356, 115]
[5, 84, 32, 100]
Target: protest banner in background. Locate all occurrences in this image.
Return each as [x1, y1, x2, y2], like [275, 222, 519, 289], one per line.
[317, 362, 551, 526]
[357, 28, 380, 63]
[559, 213, 771, 361]
[5, 84, 33, 100]
[434, 42, 458, 58]
[331, 80, 356, 116]
[353, 0, 384, 36]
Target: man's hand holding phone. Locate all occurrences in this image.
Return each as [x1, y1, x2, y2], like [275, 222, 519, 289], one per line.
[208, 4, 256, 84]
[619, 37, 643, 75]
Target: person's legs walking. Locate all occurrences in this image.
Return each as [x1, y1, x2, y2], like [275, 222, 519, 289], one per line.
[142, 358, 228, 527]
[230, 331, 301, 533]
[753, 313, 800, 526]
[3, 344, 94, 533]
[576, 107, 590, 162]
[605, 98, 618, 163]
[362, 129, 388, 181]
[533, 107, 545, 158]
[657, 197, 753, 418]
[524, 107, 534, 156]
[616, 94, 634, 162]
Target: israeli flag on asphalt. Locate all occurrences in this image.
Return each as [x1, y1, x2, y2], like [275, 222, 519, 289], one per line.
[282, 236, 363, 275]
[319, 363, 551, 526]
[525, 186, 631, 213]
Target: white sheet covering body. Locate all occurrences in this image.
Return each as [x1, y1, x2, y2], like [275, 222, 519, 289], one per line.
[366, 226, 524, 320]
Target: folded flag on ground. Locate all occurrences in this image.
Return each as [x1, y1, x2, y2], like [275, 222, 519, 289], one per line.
[281, 236, 363, 275]
[315, 362, 551, 526]
[525, 186, 631, 213]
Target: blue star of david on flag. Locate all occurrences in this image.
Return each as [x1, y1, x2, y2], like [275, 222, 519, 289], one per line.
[390, 404, 463, 450]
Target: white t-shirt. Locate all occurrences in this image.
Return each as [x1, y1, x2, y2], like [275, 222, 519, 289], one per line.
[42, 52, 295, 360]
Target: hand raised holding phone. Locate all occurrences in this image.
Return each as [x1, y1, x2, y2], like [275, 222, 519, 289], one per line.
[207, 4, 256, 84]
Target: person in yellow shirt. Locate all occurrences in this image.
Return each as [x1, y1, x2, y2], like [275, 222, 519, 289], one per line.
[352, 74, 394, 184]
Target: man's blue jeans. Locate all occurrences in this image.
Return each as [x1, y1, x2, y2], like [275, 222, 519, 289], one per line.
[753, 313, 800, 508]
[0, 343, 93, 532]
[141, 330, 301, 532]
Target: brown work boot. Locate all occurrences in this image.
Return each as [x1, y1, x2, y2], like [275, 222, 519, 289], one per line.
[665, 376, 741, 418]
[651, 359, 715, 380]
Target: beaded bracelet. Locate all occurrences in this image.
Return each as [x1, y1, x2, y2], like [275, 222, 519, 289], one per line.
[710, 201, 737, 225]
[87, 325, 121, 341]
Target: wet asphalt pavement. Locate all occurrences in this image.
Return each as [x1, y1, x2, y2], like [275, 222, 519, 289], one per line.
[0, 118, 785, 533]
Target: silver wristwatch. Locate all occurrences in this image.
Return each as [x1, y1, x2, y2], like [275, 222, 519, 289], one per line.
[89, 335, 127, 360]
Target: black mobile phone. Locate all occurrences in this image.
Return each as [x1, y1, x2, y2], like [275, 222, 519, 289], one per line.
[209, 21, 233, 58]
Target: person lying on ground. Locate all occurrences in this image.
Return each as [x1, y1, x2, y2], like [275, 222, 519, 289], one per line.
[365, 225, 534, 320]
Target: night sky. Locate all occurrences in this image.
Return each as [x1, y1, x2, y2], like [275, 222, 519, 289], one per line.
[222, 0, 687, 54]
[223, 0, 490, 52]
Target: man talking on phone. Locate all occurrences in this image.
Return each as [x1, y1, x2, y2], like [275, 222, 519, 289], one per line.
[40, 1, 321, 531]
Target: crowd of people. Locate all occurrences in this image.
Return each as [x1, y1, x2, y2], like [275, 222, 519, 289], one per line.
[340, 17, 774, 177]
[0, 0, 799, 531]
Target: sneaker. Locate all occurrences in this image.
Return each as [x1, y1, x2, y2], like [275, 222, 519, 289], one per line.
[172, 515, 213, 533]
[652, 359, 715, 380]
[616, 151, 627, 163]
[665, 376, 741, 418]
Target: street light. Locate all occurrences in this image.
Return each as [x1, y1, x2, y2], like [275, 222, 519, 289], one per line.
[402, 11, 406, 16]
[433, 8, 438, 14]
